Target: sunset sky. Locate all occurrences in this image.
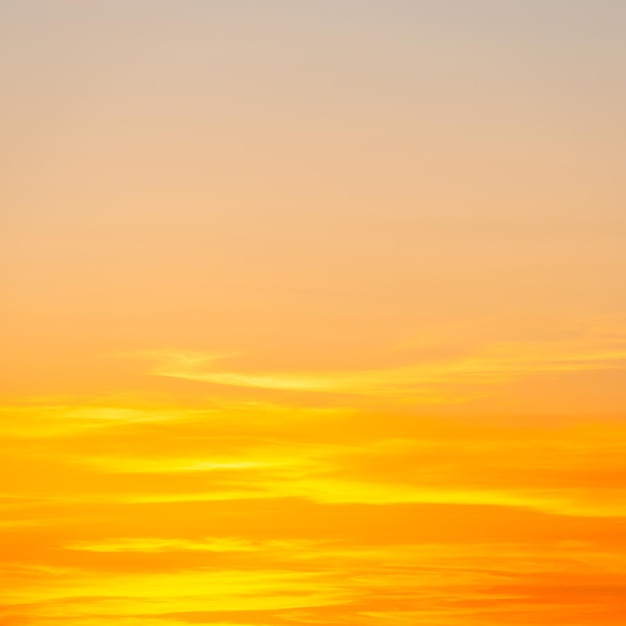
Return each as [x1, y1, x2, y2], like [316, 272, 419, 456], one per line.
[2, 2, 626, 625]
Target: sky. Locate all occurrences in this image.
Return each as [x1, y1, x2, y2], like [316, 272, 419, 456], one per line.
[1, 1, 626, 624]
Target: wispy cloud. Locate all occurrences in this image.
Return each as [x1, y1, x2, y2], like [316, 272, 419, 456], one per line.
[0, 405, 187, 438]
[46, 421, 626, 518]
[1, 567, 348, 618]
[143, 339, 626, 399]
[67, 536, 316, 554]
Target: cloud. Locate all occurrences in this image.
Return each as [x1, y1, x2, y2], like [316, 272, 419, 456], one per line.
[11, 413, 623, 519]
[1, 567, 348, 619]
[0, 405, 187, 438]
[53, 428, 626, 518]
[67, 537, 317, 554]
[143, 340, 626, 399]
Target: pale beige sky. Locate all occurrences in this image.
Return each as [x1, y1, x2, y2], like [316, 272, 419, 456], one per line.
[2, 0, 625, 413]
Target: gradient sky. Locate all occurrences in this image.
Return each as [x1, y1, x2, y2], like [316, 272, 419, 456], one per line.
[2, 2, 626, 625]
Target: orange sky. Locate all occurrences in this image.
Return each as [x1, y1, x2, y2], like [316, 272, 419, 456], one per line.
[2, 2, 626, 625]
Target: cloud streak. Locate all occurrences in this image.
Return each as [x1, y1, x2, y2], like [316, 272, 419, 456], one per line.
[145, 341, 626, 399]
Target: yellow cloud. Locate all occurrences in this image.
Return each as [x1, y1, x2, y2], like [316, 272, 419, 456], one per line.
[2, 568, 348, 617]
[39, 419, 626, 519]
[145, 341, 626, 398]
[80, 457, 282, 474]
[0, 405, 189, 438]
[271, 477, 626, 518]
[68, 536, 316, 554]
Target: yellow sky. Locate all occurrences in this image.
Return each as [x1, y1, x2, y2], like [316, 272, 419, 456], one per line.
[2, 1, 626, 625]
